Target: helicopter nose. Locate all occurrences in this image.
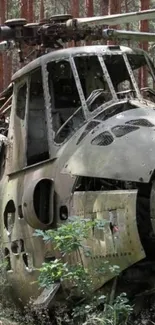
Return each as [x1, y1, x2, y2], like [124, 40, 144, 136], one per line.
[63, 120, 155, 183]
[62, 111, 155, 260]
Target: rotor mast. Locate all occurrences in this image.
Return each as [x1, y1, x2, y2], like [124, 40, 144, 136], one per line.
[0, 8, 154, 52]
[0, 6, 154, 116]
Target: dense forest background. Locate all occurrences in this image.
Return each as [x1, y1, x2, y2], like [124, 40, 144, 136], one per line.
[0, 0, 155, 91]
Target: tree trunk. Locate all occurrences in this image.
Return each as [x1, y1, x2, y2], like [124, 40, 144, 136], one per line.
[85, 0, 94, 17]
[28, 0, 34, 22]
[85, 0, 94, 45]
[71, 0, 79, 17]
[40, 0, 45, 21]
[0, 0, 5, 91]
[21, 0, 28, 18]
[108, 0, 121, 45]
[139, 0, 149, 88]
[100, 0, 108, 15]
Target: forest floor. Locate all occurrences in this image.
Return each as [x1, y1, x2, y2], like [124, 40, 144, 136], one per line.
[131, 294, 155, 324]
[1, 281, 155, 324]
[1, 296, 155, 325]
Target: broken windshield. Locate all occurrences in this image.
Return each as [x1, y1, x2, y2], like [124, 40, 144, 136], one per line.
[103, 54, 139, 99]
[74, 55, 113, 112]
[127, 54, 155, 101]
[74, 53, 143, 110]
[104, 53, 155, 101]
[46, 52, 154, 145]
[47, 59, 85, 144]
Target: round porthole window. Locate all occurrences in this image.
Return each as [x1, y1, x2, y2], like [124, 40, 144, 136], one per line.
[22, 178, 55, 229]
[4, 200, 16, 235]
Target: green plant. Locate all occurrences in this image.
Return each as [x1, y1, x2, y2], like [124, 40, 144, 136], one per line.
[34, 217, 133, 324]
[72, 293, 133, 325]
[35, 217, 105, 255]
[34, 217, 112, 294]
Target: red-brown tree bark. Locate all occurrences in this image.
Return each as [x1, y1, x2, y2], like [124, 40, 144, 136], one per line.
[85, 0, 94, 17]
[21, 0, 28, 18]
[108, 0, 121, 45]
[69, 0, 79, 46]
[100, 0, 108, 15]
[5, 0, 12, 89]
[71, 0, 79, 17]
[125, 0, 130, 47]
[85, 0, 94, 45]
[0, 0, 6, 91]
[40, 0, 45, 20]
[139, 0, 149, 88]
[28, 0, 34, 22]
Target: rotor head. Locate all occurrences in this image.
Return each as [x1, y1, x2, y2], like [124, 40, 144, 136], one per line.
[0, 9, 155, 56]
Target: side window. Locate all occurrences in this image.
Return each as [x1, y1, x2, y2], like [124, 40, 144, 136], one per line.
[47, 60, 85, 144]
[27, 68, 49, 166]
[16, 83, 27, 119]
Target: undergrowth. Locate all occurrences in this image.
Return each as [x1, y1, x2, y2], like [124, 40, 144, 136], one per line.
[0, 217, 133, 324]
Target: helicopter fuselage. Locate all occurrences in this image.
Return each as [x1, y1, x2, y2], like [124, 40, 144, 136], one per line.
[1, 45, 155, 306]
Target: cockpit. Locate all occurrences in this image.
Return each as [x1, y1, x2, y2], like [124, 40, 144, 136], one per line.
[12, 46, 155, 170]
[46, 47, 155, 144]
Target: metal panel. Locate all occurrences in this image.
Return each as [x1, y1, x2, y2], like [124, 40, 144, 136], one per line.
[70, 190, 145, 289]
[62, 106, 155, 183]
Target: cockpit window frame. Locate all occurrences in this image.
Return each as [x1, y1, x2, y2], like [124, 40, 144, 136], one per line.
[43, 50, 155, 147]
[144, 53, 155, 84]
[72, 53, 118, 118]
[123, 53, 142, 100]
[44, 54, 119, 145]
[44, 57, 87, 146]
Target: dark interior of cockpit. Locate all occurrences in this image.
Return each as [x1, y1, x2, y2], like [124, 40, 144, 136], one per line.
[104, 54, 153, 94]
[47, 56, 113, 143]
[47, 60, 85, 143]
[101, 54, 136, 95]
[48, 60, 81, 109]
[74, 55, 112, 106]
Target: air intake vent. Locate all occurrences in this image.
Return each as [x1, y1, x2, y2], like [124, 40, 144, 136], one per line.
[125, 119, 154, 127]
[77, 121, 100, 145]
[111, 125, 139, 137]
[91, 131, 113, 146]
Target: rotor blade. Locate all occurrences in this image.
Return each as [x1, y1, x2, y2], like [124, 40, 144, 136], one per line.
[102, 29, 155, 42]
[66, 9, 155, 28]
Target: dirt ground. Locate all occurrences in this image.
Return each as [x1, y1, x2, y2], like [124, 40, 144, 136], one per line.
[0, 319, 19, 325]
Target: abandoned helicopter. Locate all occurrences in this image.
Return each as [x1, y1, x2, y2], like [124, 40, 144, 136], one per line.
[0, 8, 155, 308]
